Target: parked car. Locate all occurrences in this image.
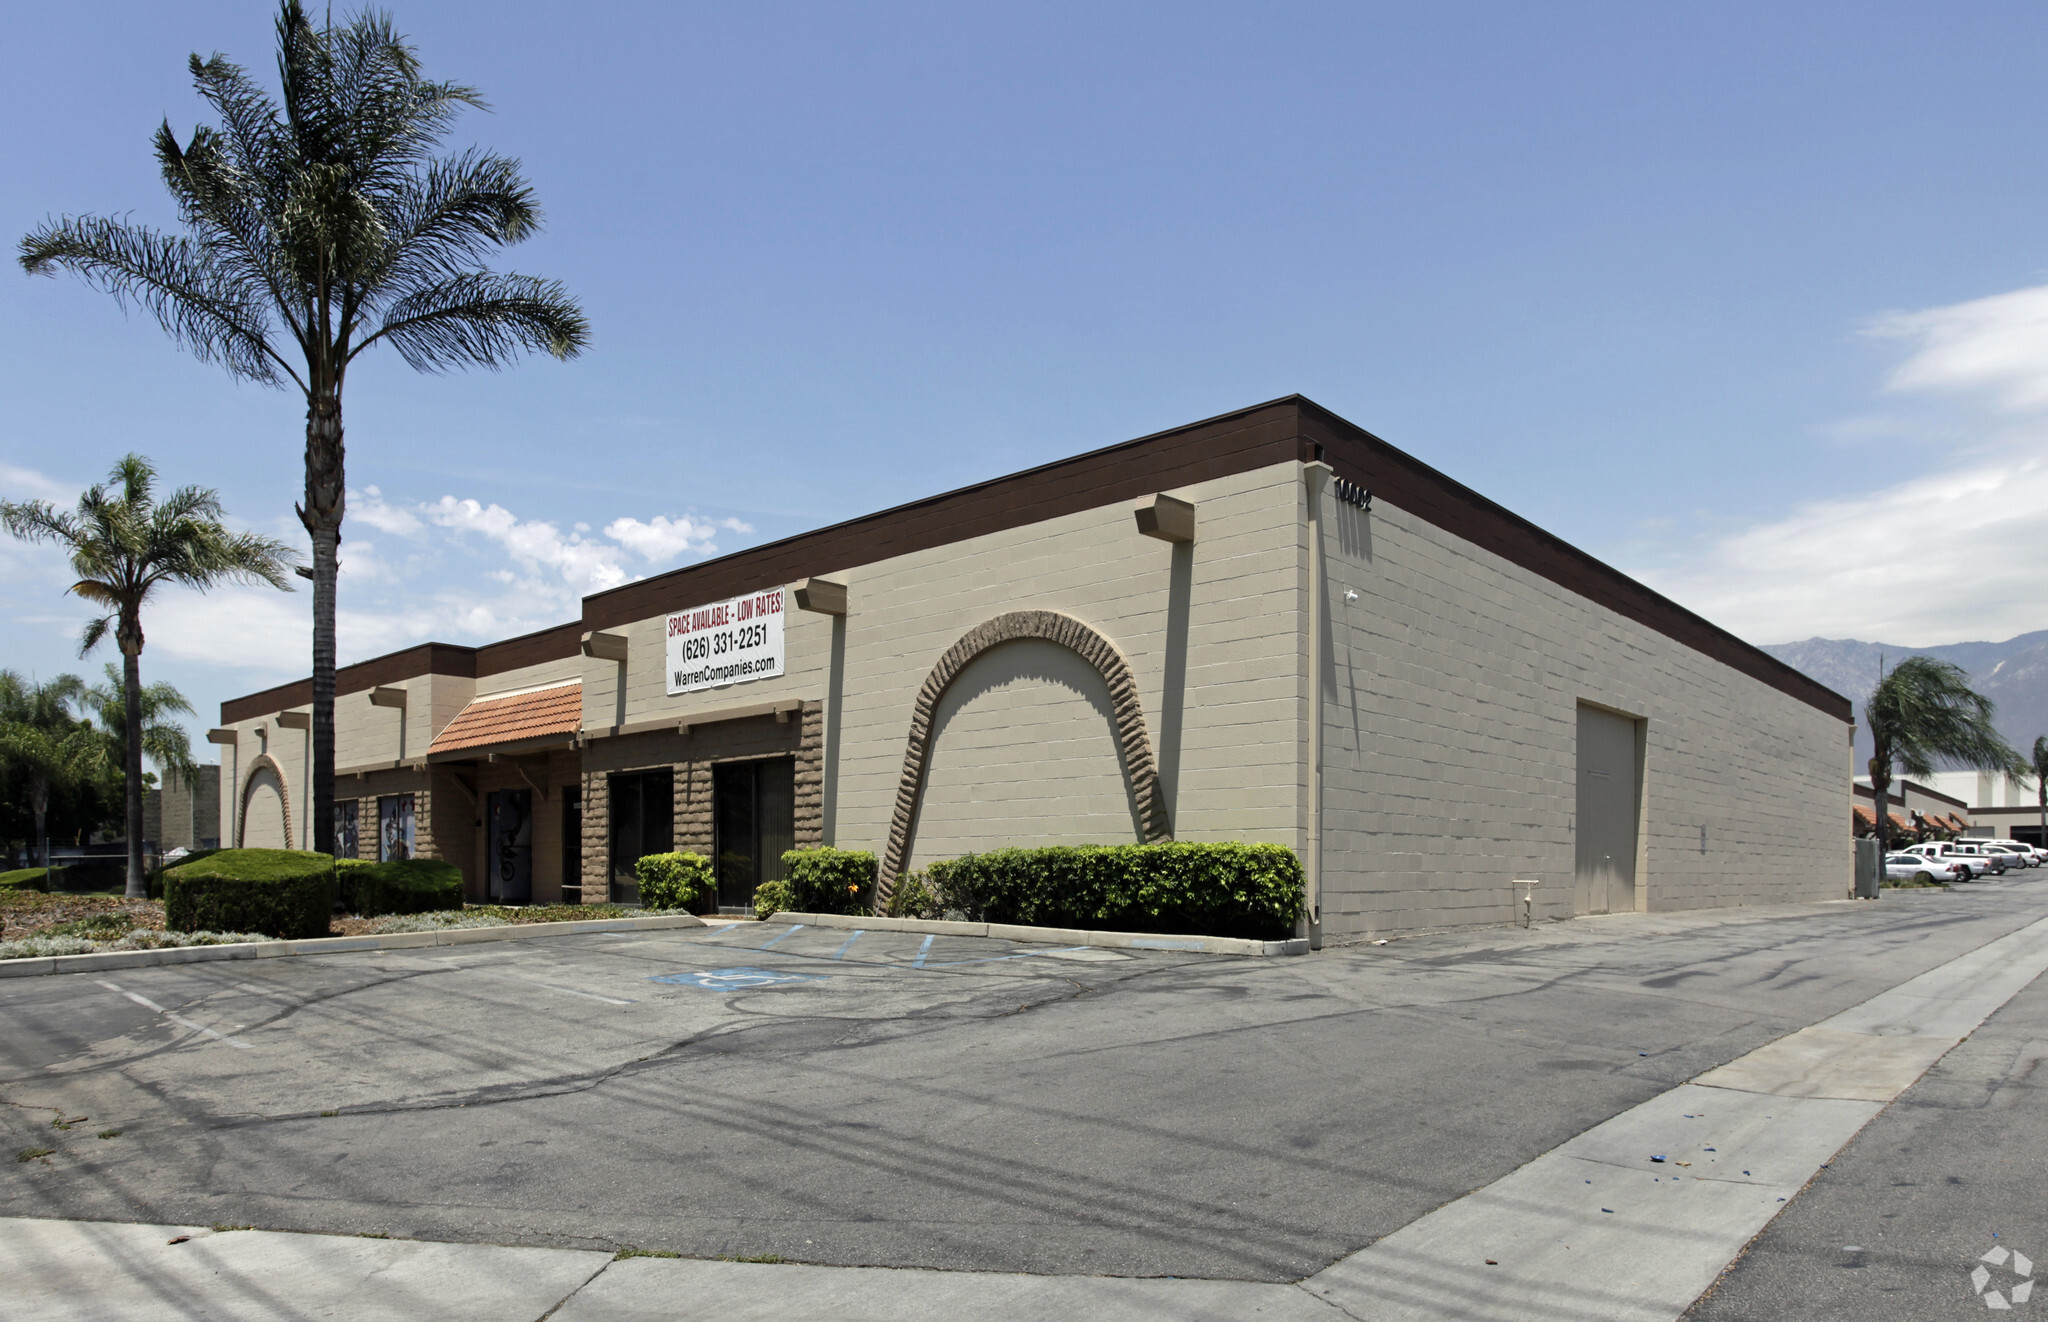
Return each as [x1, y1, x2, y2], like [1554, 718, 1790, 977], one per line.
[1980, 843, 2037, 869]
[1886, 852, 1961, 885]
[1904, 842, 2008, 879]
[1983, 839, 2046, 866]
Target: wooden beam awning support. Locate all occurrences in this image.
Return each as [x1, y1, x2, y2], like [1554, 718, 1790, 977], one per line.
[1134, 493, 1196, 543]
[581, 630, 629, 661]
[794, 577, 848, 615]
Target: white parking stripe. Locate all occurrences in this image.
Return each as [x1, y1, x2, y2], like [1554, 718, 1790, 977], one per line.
[95, 980, 254, 1049]
[437, 965, 634, 1006]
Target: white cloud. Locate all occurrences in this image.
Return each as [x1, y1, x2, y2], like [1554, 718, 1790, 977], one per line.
[1638, 281, 2048, 646]
[603, 513, 741, 562]
[350, 485, 424, 536]
[422, 496, 632, 597]
[0, 462, 80, 504]
[1872, 285, 2048, 412]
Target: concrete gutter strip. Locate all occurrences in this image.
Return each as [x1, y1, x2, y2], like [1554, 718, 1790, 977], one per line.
[772, 911, 1308, 956]
[0, 913, 707, 980]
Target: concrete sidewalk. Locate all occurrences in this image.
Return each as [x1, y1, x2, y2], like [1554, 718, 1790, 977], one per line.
[13, 908, 2048, 1320]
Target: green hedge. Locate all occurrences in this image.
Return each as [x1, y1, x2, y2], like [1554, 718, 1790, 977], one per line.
[898, 842, 1304, 939]
[146, 849, 223, 900]
[782, 848, 876, 916]
[338, 857, 465, 917]
[635, 852, 714, 910]
[753, 878, 793, 920]
[0, 867, 53, 892]
[163, 849, 334, 939]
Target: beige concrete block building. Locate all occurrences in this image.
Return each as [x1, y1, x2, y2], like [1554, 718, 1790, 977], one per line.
[212, 397, 1852, 938]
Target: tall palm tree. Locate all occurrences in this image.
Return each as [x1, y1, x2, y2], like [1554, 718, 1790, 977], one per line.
[0, 455, 296, 896]
[2031, 735, 2048, 849]
[1865, 656, 2025, 855]
[18, 1, 588, 860]
[85, 663, 200, 800]
[0, 672, 103, 872]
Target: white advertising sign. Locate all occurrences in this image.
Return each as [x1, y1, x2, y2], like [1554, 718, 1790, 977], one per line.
[666, 587, 786, 695]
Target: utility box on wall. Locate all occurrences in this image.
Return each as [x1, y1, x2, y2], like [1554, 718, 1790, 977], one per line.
[1854, 837, 1881, 899]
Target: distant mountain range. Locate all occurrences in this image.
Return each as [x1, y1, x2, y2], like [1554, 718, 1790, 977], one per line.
[1761, 631, 2048, 766]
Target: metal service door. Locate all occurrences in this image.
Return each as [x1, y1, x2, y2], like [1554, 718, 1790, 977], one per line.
[488, 788, 534, 903]
[1575, 705, 1641, 915]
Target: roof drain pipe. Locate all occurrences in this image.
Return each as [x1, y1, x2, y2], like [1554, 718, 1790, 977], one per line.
[1303, 459, 1332, 951]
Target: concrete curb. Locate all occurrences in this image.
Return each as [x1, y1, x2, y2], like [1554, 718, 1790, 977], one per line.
[0, 912, 707, 980]
[770, 911, 1308, 957]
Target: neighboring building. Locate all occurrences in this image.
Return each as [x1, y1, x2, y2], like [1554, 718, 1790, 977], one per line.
[212, 397, 1852, 940]
[1852, 778, 1970, 840]
[1898, 771, 2047, 845]
[141, 766, 222, 853]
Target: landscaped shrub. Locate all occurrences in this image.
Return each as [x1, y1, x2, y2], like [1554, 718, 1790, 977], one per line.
[339, 858, 465, 917]
[753, 878, 793, 920]
[0, 868, 52, 892]
[146, 850, 220, 900]
[781, 848, 876, 916]
[912, 842, 1304, 939]
[886, 869, 942, 920]
[634, 852, 713, 910]
[163, 849, 335, 939]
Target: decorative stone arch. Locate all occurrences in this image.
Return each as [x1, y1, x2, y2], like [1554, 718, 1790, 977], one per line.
[236, 753, 293, 850]
[879, 610, 1170, 900]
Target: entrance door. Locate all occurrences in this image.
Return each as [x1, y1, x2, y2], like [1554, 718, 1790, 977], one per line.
[609, 770, 675, 904]
[487, 789, 534, 903]
[1574, 705, 1641, 915]
[714, 758, 795, 911]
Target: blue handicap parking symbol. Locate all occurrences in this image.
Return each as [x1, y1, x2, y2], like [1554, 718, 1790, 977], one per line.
[651, 966, 825, 991]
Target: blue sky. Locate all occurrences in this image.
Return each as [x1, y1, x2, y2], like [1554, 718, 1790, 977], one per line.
[8, 1, 2048, 753]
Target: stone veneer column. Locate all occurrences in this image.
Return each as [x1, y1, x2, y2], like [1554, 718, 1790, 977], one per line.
[675, 761, 714, 858]
[580, 767, 608, 902]
[795, 700, 824, 848]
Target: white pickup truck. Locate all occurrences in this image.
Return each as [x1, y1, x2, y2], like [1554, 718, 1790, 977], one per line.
[1902, 842, 2009, 880]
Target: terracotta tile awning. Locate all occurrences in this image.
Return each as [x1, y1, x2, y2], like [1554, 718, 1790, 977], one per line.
[1887, 812, 1912, 832]
[1948, 813, 1972, 831]
[428, 683, 582, 757]
[1853, 806, 1876, 827]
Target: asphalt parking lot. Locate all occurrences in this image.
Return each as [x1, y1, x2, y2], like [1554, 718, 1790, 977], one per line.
[5, 884, 2048, 1285]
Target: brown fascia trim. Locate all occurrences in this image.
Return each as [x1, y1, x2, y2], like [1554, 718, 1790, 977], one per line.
[580, 395, 1849, 722]
[218, 621, 581, 725]
[1291, 402, 1851, 722]
[221, 395, 1850, 726]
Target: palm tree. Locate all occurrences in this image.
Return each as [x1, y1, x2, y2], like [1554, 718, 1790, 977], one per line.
[18, 1, 588, 860]
[0, 673, 103, 872]
[0, 455, 296, 896]
[1865, 656, 2026, 855]
[85, 663, 200, 800]
[2031, 735, 2048, 849]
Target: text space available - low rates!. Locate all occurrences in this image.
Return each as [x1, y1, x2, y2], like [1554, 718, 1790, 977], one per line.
[666, 587, 786, 695]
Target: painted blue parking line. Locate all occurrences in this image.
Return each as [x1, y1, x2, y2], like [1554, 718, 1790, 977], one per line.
[829, 930, 865, 960]
[924, 946, 1090, 969]
[912, 934, 935, 968]
[651, 966, 824, 991]
[756, 924, 804, 950]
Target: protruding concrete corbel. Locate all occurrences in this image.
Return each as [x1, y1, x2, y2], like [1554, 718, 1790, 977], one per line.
[794, 577, 848, 615]
[581, 630, 629, 662]
[277, 710, 312, 730]
[369, 686, 408, 708]
[1134, 494, 1196, 544]
[205, 728, 238, 745]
